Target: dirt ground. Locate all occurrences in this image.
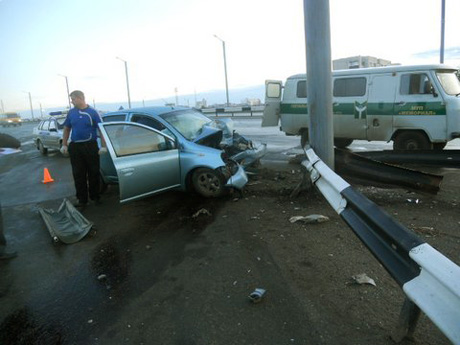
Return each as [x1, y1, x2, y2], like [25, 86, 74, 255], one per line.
[1, 152, 459, 344]
[228, 159, 459, 344]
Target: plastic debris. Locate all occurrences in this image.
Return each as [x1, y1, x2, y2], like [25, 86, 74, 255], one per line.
[352, 273, 376, 286]
[407, 198, 421, 204]
[289, 214, 330, 224]
[192, 208, 211, 218]
[248, 288, 266, 303]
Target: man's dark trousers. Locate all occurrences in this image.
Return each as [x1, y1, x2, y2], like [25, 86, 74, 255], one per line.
[69, 141, 100, 204]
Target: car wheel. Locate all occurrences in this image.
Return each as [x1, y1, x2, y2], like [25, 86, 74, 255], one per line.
[393, 131, 432, 150]
[300, 130, 309, 148]
[38, 140, 48, 155]
[334, 138, 353, 148]
[433, 142, 447, 150]
[192, 168, 226, 198]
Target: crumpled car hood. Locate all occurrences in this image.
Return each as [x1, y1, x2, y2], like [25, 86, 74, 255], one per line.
[192, 118, 267, 167]
[193, 126, 223, 149]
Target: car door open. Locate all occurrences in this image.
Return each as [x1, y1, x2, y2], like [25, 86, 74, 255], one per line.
[98, 122, 180, 203]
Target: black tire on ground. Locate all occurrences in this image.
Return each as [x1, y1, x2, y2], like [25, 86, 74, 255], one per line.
[433, 142, 447, 150]
[37, 140, 48, 155]
[300, 130, 309, 148]
[0, 133, 21, 148]
[192, 168, 226, 198]
[334, 138, 353, 148]
[393, 131, 432, 150]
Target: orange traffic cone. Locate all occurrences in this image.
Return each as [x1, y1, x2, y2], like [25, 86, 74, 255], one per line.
[42, 168, 54, 184]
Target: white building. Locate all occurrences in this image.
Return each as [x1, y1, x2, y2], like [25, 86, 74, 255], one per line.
[333, 56, 393, 70]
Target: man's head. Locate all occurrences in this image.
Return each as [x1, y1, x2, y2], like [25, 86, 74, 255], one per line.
[69, 90, 87, 109]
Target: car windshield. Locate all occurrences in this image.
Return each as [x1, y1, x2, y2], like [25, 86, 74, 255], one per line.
[435, 70, 460, 95]
[56, 117, 66, 129]
[160, 110, 212, 140]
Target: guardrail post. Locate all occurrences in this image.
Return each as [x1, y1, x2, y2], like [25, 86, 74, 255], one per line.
[391, 297, 421, 342]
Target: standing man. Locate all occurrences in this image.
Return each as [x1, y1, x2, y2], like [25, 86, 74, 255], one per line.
[61, 90, 104, 209]
[0, 201, 17, 260]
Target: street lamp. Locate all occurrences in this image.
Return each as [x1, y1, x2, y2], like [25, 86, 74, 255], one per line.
[116, 57, 132, 108]
[23, 91, 34, 120]
[440, 0, 446, 63]
[58, 74, 71, 109]
[213, 34, 230, 106]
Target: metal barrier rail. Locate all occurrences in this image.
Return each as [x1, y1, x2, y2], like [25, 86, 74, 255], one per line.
[302, 148, 460, 344]
[201, 105, 264, 117]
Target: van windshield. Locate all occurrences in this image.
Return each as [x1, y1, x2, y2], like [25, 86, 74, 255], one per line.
[435, 70, 460, 95]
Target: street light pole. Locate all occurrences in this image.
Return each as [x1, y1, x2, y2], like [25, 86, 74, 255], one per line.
[58, 74, 71, 109]
[213, 35, 230, 106]
[116, 57, 132, 108]
[440, 0, 446, 63]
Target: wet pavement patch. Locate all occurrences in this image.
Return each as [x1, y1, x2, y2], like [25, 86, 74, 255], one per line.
[0, 308, 64, 345]
[91, 241, 132, 291]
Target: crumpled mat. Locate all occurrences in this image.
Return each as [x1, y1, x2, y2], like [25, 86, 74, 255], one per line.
[39, 198, 93, 244]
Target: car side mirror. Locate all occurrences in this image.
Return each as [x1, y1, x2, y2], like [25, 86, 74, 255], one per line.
[431, 86, 438, 98]
[49, 128, 57, 132]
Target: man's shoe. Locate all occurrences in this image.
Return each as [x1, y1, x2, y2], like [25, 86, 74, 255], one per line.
[73, 201, 88, 209]
[0, 250, 17, 260]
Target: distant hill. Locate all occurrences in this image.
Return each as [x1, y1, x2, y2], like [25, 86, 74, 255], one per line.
[21, 84, 266, 118]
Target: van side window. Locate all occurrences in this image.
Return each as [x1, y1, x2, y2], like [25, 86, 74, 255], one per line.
[333, 77, 366, 97]
[400, 74, 432, 95]
[296, 81, 307, 98]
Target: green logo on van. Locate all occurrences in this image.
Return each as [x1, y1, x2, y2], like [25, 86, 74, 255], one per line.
[354, 101, 367, 119]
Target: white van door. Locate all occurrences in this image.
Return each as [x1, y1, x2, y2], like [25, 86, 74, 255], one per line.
[332, 76, 368, 139]
[394, 72, 446, 140]
[367, 74, 396, 140]
[262, 80, 282, 127]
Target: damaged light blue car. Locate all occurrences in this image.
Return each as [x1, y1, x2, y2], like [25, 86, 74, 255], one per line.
[99, 107, 261, 202]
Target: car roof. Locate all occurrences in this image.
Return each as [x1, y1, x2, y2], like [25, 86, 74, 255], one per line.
[103, 106, 191, 117]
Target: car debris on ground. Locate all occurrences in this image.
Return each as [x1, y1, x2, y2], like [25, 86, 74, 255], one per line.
[351, 273, 377, 287]
[289, 214, 330, 224]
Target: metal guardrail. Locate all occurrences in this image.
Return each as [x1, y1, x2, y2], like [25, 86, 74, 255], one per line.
[302, 148, 460, 344]
[335, 148, 443, 195]
[201, 105, 264, 117]
[356, 149, 460, 168]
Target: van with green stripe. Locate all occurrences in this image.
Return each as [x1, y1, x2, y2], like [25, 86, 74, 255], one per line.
[262, 64, 460, 150]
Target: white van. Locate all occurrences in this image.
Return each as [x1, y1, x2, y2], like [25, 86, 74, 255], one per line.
[262, 64, 460, 150]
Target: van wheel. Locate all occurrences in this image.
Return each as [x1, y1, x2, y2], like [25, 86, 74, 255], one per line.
[393, 131, 432, 150]
[37, 140, 48, 155]
[300, 130, 309, 148]
[334, 138, 353, 148]
[192, 168, 226, 197]
[433, 142, 447, 150]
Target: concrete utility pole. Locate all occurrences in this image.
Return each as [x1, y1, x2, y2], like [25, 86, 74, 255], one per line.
[440, 0, 446, 63]
[304, 0, 334, 169]
[116, 57, 132, 109]
[58, 74, 71, 109]
[214, 35, 230, 106]
[23, 91, 34, 120]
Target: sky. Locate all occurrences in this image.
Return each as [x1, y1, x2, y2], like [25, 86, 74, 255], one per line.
[1, 0, 459, 116]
